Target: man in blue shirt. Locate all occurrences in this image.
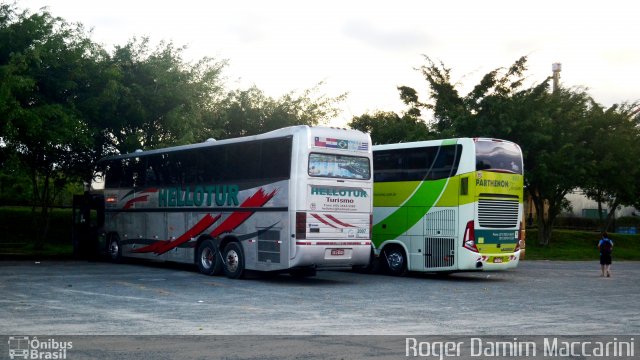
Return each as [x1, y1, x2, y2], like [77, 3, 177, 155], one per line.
[598, 232, 614, 277]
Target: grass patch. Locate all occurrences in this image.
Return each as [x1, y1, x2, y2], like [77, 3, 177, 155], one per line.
[524, 229, 640, 260]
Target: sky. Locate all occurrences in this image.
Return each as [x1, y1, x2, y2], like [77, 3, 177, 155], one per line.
[19, 0, 640, 127]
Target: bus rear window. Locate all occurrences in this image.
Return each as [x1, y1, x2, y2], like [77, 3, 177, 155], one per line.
[308, 153, 371, 180]
[475, 140, 523, 175]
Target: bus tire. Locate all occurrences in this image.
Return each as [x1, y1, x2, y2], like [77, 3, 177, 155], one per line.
[196, 239, 223, 276]
[354, 249, 383, 274]
[107, 234, 122, 263]
[222, 242, 245, 279]
[383, 245, 407, 276]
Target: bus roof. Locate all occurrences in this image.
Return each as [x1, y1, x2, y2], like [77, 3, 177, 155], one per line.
[99, 126, 369, 162]
[372, 137, 519, 151]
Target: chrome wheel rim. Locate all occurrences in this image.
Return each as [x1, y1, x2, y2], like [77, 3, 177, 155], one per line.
[200, 247, 213, 269]
[387, 251, 403, 271]
[226, 249, 239, 273]
[109, 240, 119, 258]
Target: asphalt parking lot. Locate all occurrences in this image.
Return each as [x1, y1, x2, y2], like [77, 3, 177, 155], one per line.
[1, 260, 638, 335]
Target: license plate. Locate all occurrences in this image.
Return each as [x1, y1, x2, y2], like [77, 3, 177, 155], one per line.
[493, 257, 504, 263]
[331, 249, 345, 256]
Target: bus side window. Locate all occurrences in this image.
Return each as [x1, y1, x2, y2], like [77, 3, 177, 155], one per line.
[201, 146, 225, 183]
[374, 151, 404, 182]
[430, 145, 462, 180]
[118, 158, 137, 188]
[104, 160, 123, 188]
[261, 137, 292, 181]
[231, 142, 260, 182]
[460, 177, 469, 196]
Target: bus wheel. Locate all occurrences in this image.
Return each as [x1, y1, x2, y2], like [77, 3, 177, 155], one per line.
[384, 246, 407, 276]
[196, 239, 223, 276]
[107, 235, 122, 263]
[222, 242, 245, 279]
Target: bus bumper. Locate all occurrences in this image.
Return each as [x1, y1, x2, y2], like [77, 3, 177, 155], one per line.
[458, 249, 521, 271]
[291, 242, 372, 269]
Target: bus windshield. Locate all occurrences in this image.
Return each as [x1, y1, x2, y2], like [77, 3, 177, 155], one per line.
[475, 140, 523, 175]
[308, 153, 371, 179]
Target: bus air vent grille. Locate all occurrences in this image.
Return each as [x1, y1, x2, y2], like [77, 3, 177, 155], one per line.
[478, 199, 519, 228]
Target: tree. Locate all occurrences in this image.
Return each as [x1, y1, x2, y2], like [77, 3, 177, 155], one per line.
[348, 86, 433, 144]
[582, 102, 640, 231]
[406, 56, 598, 245]
[97, 38, 227, 154]
[348, 110, 433, 144]
[0, 5, 97, 247]
[522, 88, 597, 245]
[60, 37, 228, 186]
[208, 83, 346, 139]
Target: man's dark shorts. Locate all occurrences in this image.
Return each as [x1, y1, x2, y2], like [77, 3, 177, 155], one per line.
[600, 254, 612, 265]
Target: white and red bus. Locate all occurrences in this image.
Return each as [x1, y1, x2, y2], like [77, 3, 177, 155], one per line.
[77, 126, 373, 278]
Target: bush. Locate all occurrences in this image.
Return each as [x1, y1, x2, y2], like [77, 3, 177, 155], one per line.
[554, 216, 599, 231]
[616, 216, 640, 227]
[0, 207, 72, 245]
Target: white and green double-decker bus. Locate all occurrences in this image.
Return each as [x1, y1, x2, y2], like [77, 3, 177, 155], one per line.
[371, 138, 524, 275]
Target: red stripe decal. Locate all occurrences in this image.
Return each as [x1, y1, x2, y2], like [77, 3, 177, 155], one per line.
[133, 213, 221, 255]
[324, 214, 355, 228]
[123, 195, 149, 209]
[122, 189, 159, 209]
[310, 213, 337, 228]
[209, 188, 277, 238]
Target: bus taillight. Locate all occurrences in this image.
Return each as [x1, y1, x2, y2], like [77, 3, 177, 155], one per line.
[515, 221, 524, 252]
[296, 212, 306, 240]
[369, 213, 373, 239]
[463, 220, 479, 252]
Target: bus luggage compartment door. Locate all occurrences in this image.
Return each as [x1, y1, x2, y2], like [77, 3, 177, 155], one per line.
[423, 208, 456, 269]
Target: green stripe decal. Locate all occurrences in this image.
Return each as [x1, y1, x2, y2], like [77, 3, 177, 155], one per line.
[373, 178, 448, 246]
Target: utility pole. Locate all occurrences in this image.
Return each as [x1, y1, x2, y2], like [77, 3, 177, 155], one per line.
[552, 63, 562, 92]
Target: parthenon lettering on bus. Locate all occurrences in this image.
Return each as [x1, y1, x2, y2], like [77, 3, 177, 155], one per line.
[475, 179, 510, 188]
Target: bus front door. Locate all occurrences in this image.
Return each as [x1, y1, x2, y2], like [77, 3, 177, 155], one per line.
[72, 193, 104, 259]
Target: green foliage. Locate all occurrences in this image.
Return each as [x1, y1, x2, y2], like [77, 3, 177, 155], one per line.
[348, 110, 433, 144]
[394, 55, 635, 246]
[553, 217, 600, 231]
[0, 5, 98, 247]
[0, 4, 346, 248]
[101, 37, 227, 153]
[524, 229, 640, 261]
[0, 206, 72, 243]
[580, 102, 640, 230]
[348, 85, 435, 144]
[209, 83, 346, 139]
[616, 217, 640, 227]
[0, 151, 31, 205]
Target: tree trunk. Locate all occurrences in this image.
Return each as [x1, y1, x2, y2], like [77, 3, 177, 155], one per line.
[604, 200, 620, 233]
[531, 195, 551, 246]
[597, 200, 604, 228]
[33, 171, 52, 251]
[536, 214, 552, 246]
